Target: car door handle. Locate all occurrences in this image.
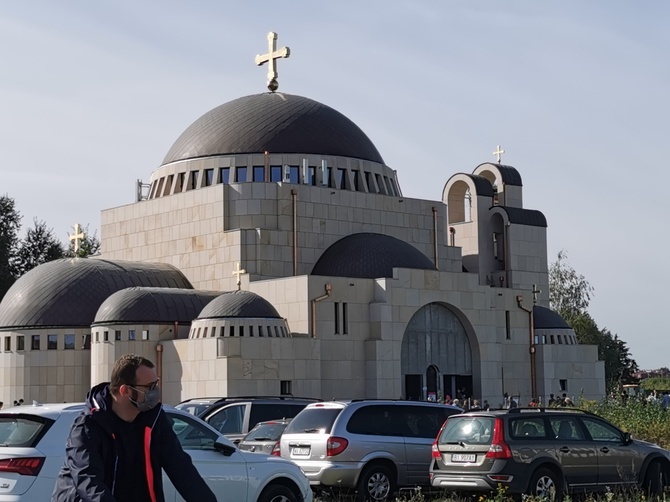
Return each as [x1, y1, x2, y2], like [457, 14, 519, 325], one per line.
[600, 447, 610, 453]
[559, 446, 570, 453]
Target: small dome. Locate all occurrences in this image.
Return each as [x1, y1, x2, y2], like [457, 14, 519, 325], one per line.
[162, 93, 384, 165]
[312, 233, 436, 279]
[0, 259, 192, 329]
[93, 288, 221, 325]
[533, 306, 571, 329]
[197, 290, 281, 320]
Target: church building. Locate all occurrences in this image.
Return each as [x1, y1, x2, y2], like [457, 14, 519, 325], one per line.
[0, 33, 605, 407]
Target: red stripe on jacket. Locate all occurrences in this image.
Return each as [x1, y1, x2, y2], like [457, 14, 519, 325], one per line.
[144, 426, 157, 502]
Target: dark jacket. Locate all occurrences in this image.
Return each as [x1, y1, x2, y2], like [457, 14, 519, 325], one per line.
[52, 382, 216, 502]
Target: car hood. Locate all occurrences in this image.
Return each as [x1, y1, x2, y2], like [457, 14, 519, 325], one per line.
[633, 438, 670, 453]
[237, 449, 296, 466]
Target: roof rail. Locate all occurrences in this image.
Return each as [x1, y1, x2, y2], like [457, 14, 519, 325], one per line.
[505, 407, 596, 416]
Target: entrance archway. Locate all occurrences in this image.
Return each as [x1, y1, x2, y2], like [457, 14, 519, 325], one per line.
[401, 303, 473, 401]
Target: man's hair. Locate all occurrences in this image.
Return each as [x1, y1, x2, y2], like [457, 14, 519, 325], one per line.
[110, 354, 154, 394]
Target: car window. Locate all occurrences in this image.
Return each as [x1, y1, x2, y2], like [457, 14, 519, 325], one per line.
[167, 412, 219, 450]
[207, 404, 245, 435]
[550, 417, 584, 441]
[285, 408, 342, 434]
[439, 416, 494, 445]
[401, 405, 460, 439]
[175, 402, 214, 417]
[0, 415, 53, 447]
[244, 422, 288, 441]
[347, 405, 402, 436]
[248, 403, 307, 430]
[581, 417, 623, 442]
[510, 417, 546, 439]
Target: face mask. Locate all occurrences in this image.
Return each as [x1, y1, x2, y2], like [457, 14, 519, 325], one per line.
[128, 386, 160, 412]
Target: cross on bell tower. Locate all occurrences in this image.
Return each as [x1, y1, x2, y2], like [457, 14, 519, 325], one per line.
[493, 145, 505, 164]
[255, 32, 290, 92]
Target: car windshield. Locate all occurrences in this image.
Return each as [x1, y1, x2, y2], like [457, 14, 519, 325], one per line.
[0, 415, 53, 447]
[439, 416, 494, 445]
[284, 408, 342, 434]
[244, 422, 289, 441]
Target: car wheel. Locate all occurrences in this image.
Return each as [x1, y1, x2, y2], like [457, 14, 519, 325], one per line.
[528, 467, 563, 501]
[257, 484, 298, 502]
[356, 464, 395, 501]
[643, 461, 666, 496]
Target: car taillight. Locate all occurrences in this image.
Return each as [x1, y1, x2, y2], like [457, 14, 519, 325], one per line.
[326, 436, 348, 457]
[0, 457, 45, 476]
[485, 418, 512, 459]
[271, 441, 281, 457]
[431, 440, 441, 459]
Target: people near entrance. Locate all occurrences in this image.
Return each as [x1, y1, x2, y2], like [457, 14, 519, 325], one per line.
[52, 354, 216, 502]
[548, 393, 557, 407]
[503, 392, 518, 409]
[470, 399, 482, 411]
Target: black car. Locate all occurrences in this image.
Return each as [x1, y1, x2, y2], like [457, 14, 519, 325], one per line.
[177, 396, 319, 443]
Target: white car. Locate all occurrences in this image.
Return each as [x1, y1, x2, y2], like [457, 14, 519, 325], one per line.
[0, 402, 312, 502]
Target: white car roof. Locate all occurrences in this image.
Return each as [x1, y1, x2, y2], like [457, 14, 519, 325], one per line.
[0, 402, 85, 420]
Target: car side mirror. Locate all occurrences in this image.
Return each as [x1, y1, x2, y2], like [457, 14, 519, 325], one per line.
[214, 439, 237, 456]
[623, 432, 633, 445]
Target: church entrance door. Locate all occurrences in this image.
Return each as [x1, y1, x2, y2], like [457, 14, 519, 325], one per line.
[401, 303, 472, 401]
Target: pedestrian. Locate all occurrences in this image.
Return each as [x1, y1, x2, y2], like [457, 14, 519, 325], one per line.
[52, 354, 216, 502]
[529, 398, 538, 408]
[661, 391, 670, 410]
[548, 393, 556, 407]
[483, 400, 490, 411]
[470, 399, 482, 411]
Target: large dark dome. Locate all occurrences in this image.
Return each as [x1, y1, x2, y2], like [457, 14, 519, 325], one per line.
[162, 93, 384, 165]
[312, 233, 436, 279]
[0, 259, 192, 329]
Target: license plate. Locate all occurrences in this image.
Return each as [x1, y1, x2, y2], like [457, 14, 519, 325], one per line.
[292, 447, 310, 455]
[451, 453, 476, 463]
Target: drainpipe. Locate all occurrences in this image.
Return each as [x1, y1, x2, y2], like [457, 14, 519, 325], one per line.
[310, 284, 332, 338]
[516, 295, 537, 400]
[292, 189, 298, 276]
[155, 343, 163, 400]
[432, 207, 439, 269]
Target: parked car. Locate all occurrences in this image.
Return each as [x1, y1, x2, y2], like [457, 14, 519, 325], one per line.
[430, 407, 670, 498]
[0, 402, 312, 502]
[192, 396, 319, 444]
[238, 419, 293, 455]
[280, 399, 462, 501]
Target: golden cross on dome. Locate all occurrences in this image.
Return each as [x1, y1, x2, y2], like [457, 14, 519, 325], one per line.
[232, 261, 246, 290]
[255, 32, 290, 92]
[493, 145, 505, 164]
[69, 223, 85, 253]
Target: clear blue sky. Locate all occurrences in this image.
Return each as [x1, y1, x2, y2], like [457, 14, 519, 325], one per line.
[1, 2, 668, 369]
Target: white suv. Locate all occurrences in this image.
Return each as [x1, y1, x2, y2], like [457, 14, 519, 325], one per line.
[280, 400, 461, 501]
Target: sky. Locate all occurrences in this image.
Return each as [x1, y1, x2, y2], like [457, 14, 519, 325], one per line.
[1, 2, 668, 369]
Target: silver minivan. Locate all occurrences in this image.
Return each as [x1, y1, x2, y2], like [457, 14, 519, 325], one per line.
[280, 400, 462, 501]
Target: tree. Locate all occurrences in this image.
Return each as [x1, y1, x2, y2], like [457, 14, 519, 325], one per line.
[549, 250, 638, 392]
[0, 194, 22, 299]
[15, 218, 65, 275]
[549, 250, 594, 320]
[65, 224, 101, 258]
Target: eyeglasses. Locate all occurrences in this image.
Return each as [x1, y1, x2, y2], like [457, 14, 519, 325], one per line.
[131, 379, 160, 392]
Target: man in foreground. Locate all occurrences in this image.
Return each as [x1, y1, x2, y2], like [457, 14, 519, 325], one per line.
[52, 354, 216, 502]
